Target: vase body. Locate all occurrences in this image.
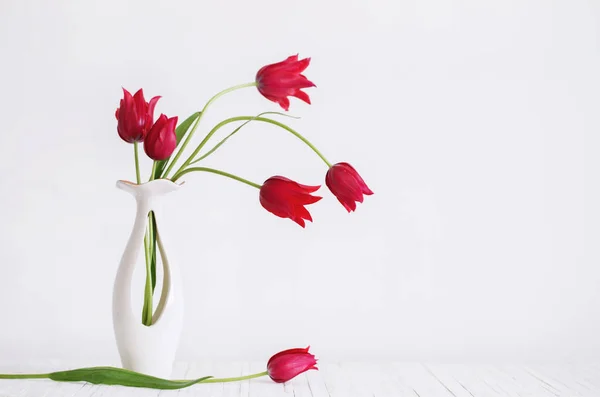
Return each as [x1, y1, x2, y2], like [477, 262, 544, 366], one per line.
[112, 179, 184, 379]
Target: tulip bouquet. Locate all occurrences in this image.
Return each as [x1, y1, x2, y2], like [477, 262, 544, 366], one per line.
[0, 55, 371, 390]
[116, 54, 373, 326]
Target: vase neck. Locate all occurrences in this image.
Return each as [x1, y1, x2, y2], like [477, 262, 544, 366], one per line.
[116, 179, 183, 201]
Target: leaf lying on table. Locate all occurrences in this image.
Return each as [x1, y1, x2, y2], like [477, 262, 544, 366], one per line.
[0, 366, 212, 390]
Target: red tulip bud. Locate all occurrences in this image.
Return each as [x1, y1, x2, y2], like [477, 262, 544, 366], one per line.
[143, 114, 178, 161]
[115, 88, 160, 143]
[326, 162, 373, 212]
[256, 55, 316, 111]
[267, 347, 318, 383]
[259, 176, 321, 227]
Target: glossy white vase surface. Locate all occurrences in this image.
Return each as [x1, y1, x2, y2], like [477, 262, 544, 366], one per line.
[112, 179, 184, 379]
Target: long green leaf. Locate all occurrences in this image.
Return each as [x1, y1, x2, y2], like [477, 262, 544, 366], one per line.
[154, 111, 201, 178]
[48, 367, 212, 390]
[176, 112, 202, 144]
[189, 111, 299, 165]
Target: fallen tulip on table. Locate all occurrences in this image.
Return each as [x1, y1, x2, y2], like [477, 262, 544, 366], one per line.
[0, 347, 318, 389]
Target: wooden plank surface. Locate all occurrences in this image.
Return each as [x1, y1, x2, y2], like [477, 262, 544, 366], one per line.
[0, 362, 597, 396]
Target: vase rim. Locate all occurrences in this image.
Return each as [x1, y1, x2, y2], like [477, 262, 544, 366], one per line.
[116, 178, 184, 196]
[116, 178, 184, 187]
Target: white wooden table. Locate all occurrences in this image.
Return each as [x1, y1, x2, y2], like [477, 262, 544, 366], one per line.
[0, 361, 598, 396]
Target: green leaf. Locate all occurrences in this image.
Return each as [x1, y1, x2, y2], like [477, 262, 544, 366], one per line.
[154, 111, 201, 178]
[149, 211, 157, 293]
[49, 367, 213, 390]
[189, 111, 299, 165]
[176, 112, 202, 145]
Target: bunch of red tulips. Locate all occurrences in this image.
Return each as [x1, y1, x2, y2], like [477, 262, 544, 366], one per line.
[116, 54, 373, 228]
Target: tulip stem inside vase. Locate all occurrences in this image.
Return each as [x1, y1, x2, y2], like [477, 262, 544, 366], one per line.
[141, 211, 158, 326]
[133, 140, 163, 326]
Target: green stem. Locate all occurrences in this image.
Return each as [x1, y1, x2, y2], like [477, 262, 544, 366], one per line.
[135, 141, 153, 325]
[193, 371, 268, 384]
[157, 113, 201, 179]
[172, 167, 261, 189]
[0, 370, 269, 384]
[141, 162, 161, 324]
[162, 82, 256, 178]
[148, 212, 157, 293]
[189, 112, 299, 165]
[141, 227, 153, 326]
[133, 142, 141, 184]
[176, 117, 332, 176]
[0, 374, 50, 379]
[150, 162, 158, 181]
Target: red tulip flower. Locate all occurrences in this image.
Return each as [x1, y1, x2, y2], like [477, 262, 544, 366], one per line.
[115, 88, 160, 143]
[256, 54, 316, 111]
[259, 176, 321, 227]
[267, 347, 318, 383]
[326, 162, 373, 212]
[143, 114, 178, 161]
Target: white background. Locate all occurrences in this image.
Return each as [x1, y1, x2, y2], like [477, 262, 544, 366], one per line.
[0, 0, 598, 364]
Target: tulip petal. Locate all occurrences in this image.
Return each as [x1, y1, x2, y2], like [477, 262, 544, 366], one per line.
[292, 57, 311, 73]
[340, 196, 357, 212]
[267, 347, 310, 365]
[145, 96, 161, 131]
[277, 97, 290, 111]
[299, 193, 322, 205]
[340, 162, 374, 195]
[291, 181, 320, 193]
[267, 54, 299, 73]
[298, 184, 321, 193]
[292, 216, 306, 228]
[292, 90, 311, 105]
[295, 205, 313, 222]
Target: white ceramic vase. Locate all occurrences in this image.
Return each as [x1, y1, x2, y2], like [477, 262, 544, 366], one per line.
[113, 179, 184, 379]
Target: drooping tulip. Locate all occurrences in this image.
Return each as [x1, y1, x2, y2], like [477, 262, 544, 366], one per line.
[115, 88, 160, 143]
[143, 114, 178, 161]
[259, 176, 321, 227]
[255, 54, 316, 111]
[326, 162, 373, 212]
[267, 347, 318, 383]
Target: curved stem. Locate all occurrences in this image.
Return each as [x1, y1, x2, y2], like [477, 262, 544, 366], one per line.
[162, 82, 256, 178]
[133, 142, 141, 184]
[256, 117, 332, 167]
[196, 371, 268, 384]
[189, 112, 300, 165]
[141, 226, 153, 326]
[135, 140, 153, 323]
[172, 167, 261, 189]
[178, 117, 332, 174]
